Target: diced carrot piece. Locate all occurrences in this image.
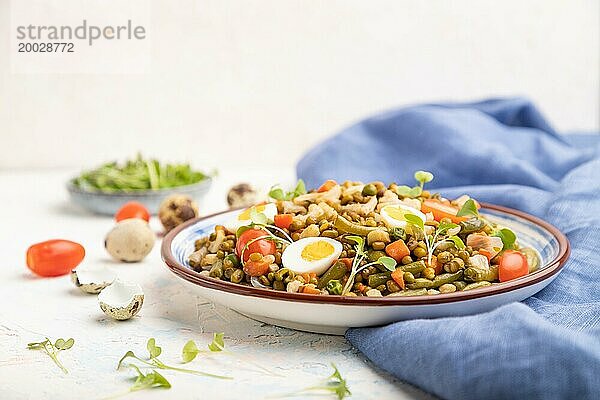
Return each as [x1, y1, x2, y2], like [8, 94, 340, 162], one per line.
[391, 268, 405, 290]
[274, 214, 293, 230]
[317, 180, 337, 192]
[421, 199, 469, 223]
[385, 240, 410, 262]
[302, 285, 321, 295]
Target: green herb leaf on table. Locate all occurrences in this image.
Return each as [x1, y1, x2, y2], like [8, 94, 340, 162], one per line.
[147, 338, 162, 359]
[272, 363, 351, 400]
[207, 333, 225, 352]
[494, 228, 517, 250]
[456, 199, 479, 217]
[182, 340, 200, 363]
[27, 337, 74, 374]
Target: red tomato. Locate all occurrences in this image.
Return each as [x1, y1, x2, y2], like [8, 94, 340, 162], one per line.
[421, 199, 469, 223]
[273, 214, 293, 230]
[115, 201, 150, 222]
[235, 229, 276, 262]
[26, 239, 85, 277]
[498, 250, 529, 282]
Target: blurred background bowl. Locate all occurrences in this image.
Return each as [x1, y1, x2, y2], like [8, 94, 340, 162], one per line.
[66, 177, 212, 215]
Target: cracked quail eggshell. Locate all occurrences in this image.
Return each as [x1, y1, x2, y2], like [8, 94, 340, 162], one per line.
[98, 279, 144, 320]
[71, 265, 116, 294]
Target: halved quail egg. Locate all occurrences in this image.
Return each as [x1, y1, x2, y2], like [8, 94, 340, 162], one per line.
[70, 264, 116, 294]
[98, 279, 144, 321]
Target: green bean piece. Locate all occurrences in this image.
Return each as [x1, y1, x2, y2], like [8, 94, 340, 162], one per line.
[317, 261, 348, 289]
[459, 217, 486, 234]
[453, 280, 467, 291]
[431, 271, 464, 287]
[368, 272, 392, 288]
[407, 278, 434, 289]
[520, 248, 540, 273]
[224, 254, 240, 268]
[334, 215, 378, 235]
[389, 288, 428, 296]
[389, 227, 407, 241]
[367, 250, 387, 263]
[464, 265, 499, 282]
[398, 260, 426, 274]
[463, 281, 492, 291]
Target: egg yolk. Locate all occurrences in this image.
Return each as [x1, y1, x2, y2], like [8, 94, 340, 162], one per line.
[301, 241, 334, 261]
[385, 206, 412, 221]
[238, 204, 266, 221]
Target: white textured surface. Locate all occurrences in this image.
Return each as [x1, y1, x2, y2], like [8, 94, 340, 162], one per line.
[0, 0, 598, 170]
[0, 169, 433, 400]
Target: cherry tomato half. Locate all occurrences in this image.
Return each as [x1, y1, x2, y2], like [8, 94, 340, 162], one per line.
[115, 201, 150, 222]
[235, 228, 276, 262]
[26, 239, 85, 277]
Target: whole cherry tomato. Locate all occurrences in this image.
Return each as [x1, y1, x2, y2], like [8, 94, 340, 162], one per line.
[115, 201, 150, 222]
[235, 228, 276, 262]
[26, 239, 85, 277]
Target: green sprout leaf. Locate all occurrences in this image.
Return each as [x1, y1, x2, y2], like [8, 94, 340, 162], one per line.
[147, 338, 162, 359]
[268, 187, 285, 200]
[447, 235, 466, 249]
[273, 363, 351, 400]
[494, 228, 517, 250]
[415, 170, 434, 185]
[395, 185, 422, 198]
[27, 337, 74, 374]
[268, 179, 307, 201]
[207, 333, 225, 352]
[182, 340, 200, 363]
[456, 199, 479, 217]
[250, 209, 269, 225]
[236, 225, 252, 238]
[437, 222, 459, 233]
[378, 256, 397, 271]
[404, 214, 424, 230]
[129, 366, 171, 392]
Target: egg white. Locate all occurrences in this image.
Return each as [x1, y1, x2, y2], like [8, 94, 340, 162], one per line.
[281, 237, 343, 276]
[380, 204, 426, 229]
[224, 203, 278, 233]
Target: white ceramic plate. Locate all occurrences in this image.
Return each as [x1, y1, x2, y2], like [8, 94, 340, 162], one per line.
[162, 204, 569, 335]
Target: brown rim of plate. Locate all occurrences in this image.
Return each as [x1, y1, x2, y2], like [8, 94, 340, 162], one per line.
[161, 203, 570, 306]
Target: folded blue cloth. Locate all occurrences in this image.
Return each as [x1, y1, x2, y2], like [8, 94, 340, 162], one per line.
[297, 98, 600, 399]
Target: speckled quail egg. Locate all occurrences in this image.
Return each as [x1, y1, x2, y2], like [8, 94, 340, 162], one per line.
[158, 194, 199, 232]
[105, 219, 155, 262]
[224, 203, 277, 233]
[227, 183, 260, 208]
[380, 204, 426, 229]
[70, 264, 116, 294]
[98, 279, 144, 320]
[281, 237, 343, 276]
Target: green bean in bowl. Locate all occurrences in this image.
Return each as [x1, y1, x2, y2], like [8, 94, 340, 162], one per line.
[66, 154, 213, 215]
[188, 171, 540, 297]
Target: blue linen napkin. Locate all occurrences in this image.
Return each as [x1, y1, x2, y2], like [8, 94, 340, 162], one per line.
[297, 98, 600, 399]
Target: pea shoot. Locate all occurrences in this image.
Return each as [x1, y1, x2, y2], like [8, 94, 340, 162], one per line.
[269, 179, 307, 201]
[395, 170, 434, 198]
[272, 364, 351, 400]
[456, 199, 479, 218]
[493, 228, 517, 250]
[341, 235, 397, 295]
[117, 338, 232, 380]
[27, 337, 74, 374]
[405, 214, 465, 267]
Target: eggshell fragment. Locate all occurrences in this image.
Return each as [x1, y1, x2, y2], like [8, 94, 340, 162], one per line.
[98, 279, 144, 320]
[70, 265, 116, 294]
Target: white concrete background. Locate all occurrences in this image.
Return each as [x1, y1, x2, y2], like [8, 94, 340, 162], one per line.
[0, 0, 598, 171]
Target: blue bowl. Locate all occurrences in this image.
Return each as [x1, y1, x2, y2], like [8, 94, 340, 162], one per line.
[66, 178, 212, 215]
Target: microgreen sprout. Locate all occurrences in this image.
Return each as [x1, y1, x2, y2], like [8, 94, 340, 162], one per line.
[493, 228, 516, 250]
[405, 214, 465, 266]
[269, 179, 307, 201]
[456, 199, 479, 218]
[182, 333, 280, 377]
[117, 338, 232, 380]
[27, 337, 74, 374]
[341, 235, 397, 295]
[271, 363, 351, 400]
[395, 170, 434, 198]
[238, 210, 294, 266]
[127, 365, 171, 392]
